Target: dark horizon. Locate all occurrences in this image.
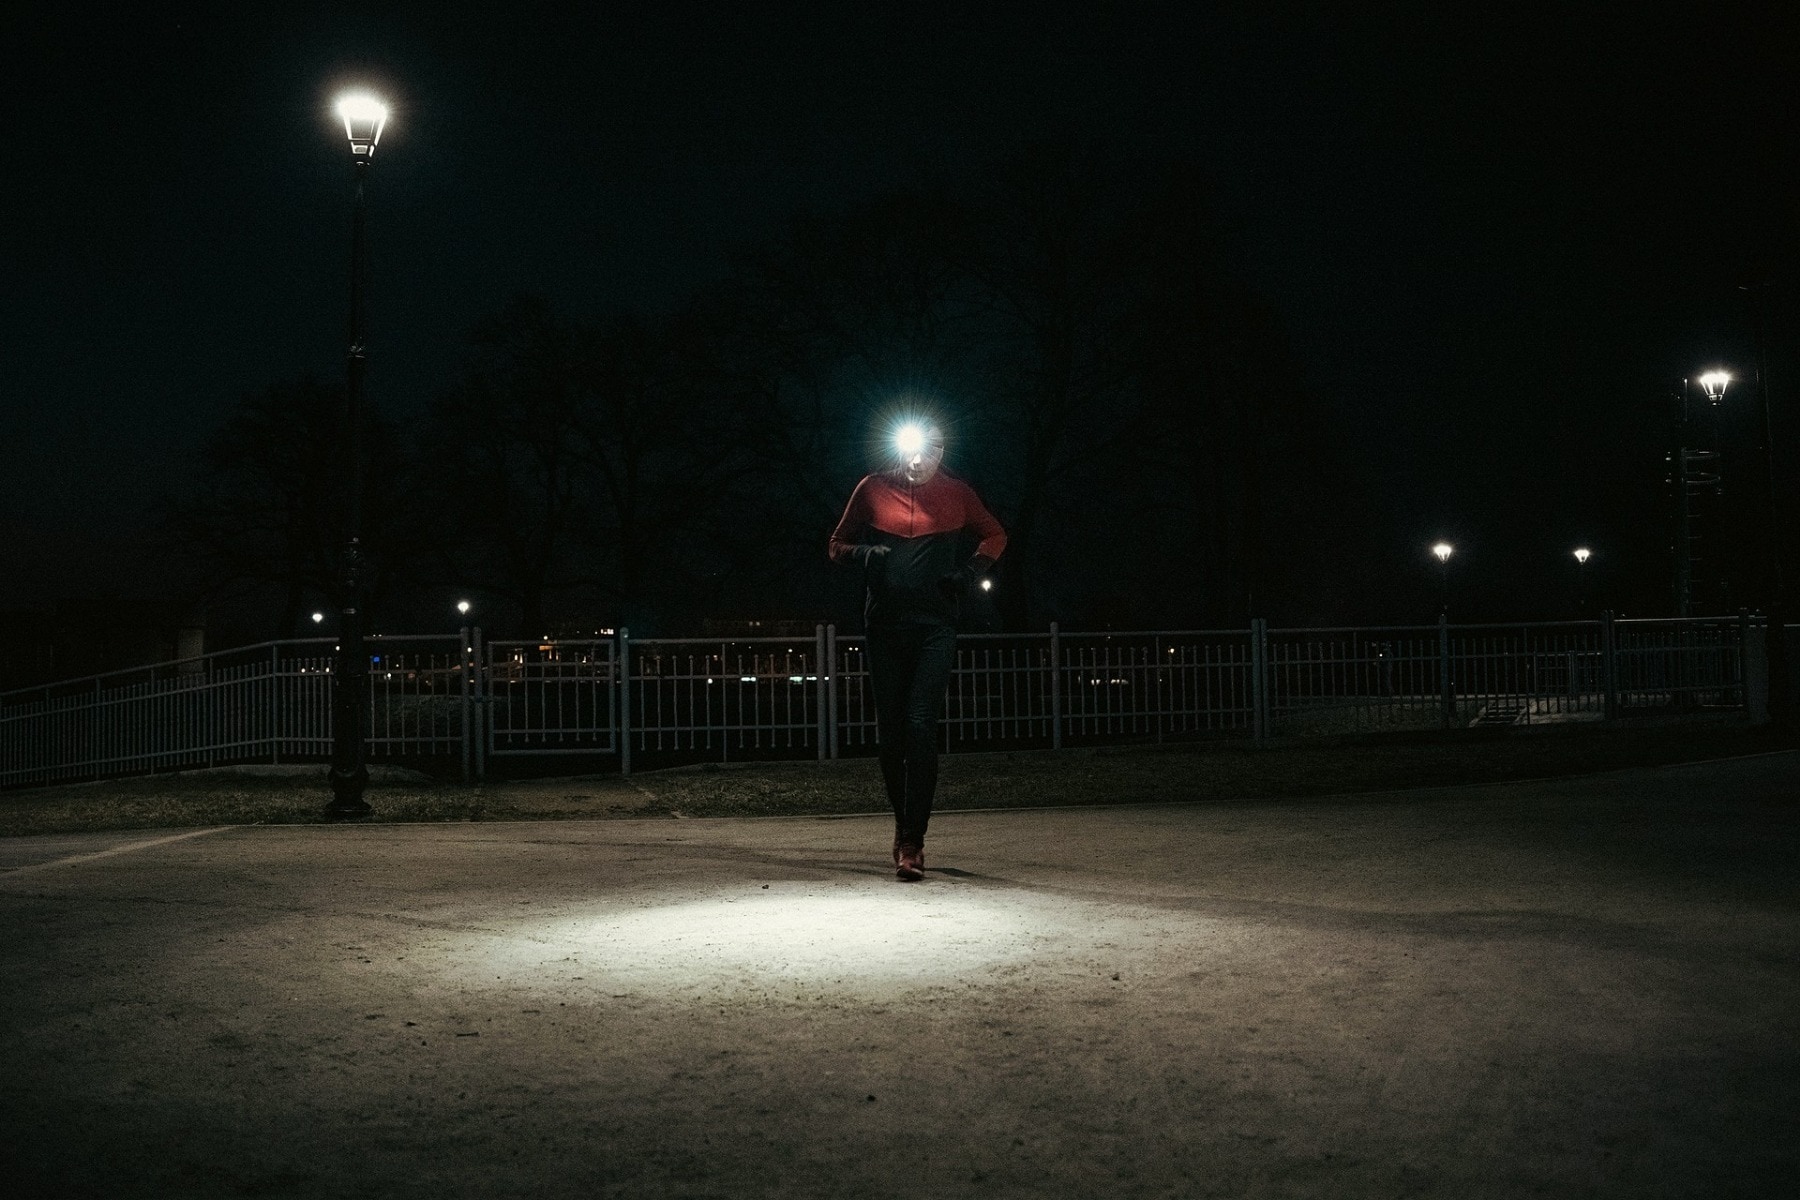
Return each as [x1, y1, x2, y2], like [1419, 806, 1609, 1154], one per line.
[4, 3, 1796, 660]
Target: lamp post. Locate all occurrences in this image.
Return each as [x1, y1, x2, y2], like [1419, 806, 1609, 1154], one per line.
[1573, 547, 1592, 614]
[1432, 542, 1454, 617]
[1673, 371, 1728, 618]
[323, 91, 388, 822]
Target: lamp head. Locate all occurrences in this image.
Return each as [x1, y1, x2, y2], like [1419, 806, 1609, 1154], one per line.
[1432, 542, 1454, 564]
[336, 92, 389, 158]
[1698, 370, 1732, 403]
[1573, 548, 1591, 564]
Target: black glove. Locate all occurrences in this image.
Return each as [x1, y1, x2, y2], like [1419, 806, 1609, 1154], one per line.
[937, 561, 980, 599]
[857, 544, 890, 567]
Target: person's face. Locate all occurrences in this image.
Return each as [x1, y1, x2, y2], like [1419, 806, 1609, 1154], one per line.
[901, 436, 945, 485]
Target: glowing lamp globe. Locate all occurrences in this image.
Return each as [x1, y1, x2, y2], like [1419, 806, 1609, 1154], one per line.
[336, 92, 389, 157]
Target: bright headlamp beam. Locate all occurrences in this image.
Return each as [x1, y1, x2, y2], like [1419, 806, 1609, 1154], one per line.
[895, 423, 926, 457]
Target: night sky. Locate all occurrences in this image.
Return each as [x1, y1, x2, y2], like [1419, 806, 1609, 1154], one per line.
[3, 2, 1795, 631]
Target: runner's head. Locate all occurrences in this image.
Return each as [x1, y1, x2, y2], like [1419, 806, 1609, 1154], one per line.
[893, 421, 945, 485]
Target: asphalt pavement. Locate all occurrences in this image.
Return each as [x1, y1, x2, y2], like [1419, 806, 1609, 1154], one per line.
[2, 753, 1796, 1198]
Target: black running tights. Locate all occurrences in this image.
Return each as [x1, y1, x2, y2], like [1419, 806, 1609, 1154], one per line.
[865, 623, 958, 843]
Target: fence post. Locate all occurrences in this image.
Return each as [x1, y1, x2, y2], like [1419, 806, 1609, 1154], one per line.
[1439, 614, 1454, 729]
[271, 643, 281, 764]
[826, 624, 840, 760]
[473, 627, 487, 780]
[1743, 611, 1771, 723]
[1049, 621, 1062, 750]
[815, 624, 827, 761]
[1251, 618, 1269, 742]
[1600, 610, 1618, 721]
[1154, 634, 1165, 743]
[618, 627, 632, 777]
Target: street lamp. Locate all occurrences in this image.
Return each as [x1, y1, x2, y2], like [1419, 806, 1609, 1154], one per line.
[1573, 547, 1592, 614]
[457, 600, 471, 617]
[1672, 371, 1728, 618]
[1432, 542, 1453, 617]
[323, 89, 389, 822]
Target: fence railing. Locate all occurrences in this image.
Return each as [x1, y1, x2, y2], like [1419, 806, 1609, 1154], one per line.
[0, 614, 1774, 787]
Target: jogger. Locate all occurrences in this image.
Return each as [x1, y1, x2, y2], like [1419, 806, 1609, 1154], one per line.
[829, 421, 1006, 880]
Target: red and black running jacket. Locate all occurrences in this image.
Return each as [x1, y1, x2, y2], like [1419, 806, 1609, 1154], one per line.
[829, 470, 1008, 627]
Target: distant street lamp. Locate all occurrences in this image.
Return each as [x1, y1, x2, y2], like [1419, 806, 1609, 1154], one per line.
[312, 611, 325, 625]
[457, 600, 471, 617]
[1573, 547, 1592, 614]
[323, 90, 389, 822]
[1432, 542, 1454, 617]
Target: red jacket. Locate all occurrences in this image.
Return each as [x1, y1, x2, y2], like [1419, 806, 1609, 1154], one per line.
[829, 470, 1007, 627]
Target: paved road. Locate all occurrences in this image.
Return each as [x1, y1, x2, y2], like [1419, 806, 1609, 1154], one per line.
[2, 754, 1796, 1198]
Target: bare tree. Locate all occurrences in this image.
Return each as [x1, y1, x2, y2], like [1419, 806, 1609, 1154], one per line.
[418, 296, 591, 637]
[953, 143, 1151, 626]
[697, 190, 988, 615]
[161, 375, 412, 636]
[570, 309, 758, 629]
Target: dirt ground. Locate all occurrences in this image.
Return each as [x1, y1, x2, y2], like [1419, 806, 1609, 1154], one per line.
[1, 752, 1796, 1198]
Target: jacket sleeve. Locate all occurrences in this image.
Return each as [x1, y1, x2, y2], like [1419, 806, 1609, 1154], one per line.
[828, 476, 879, 566]
[961, 483, 1007, 573]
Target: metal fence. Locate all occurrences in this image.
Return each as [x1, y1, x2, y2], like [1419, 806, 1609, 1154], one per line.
[0, 635, 471, 788]
[0, 615, 1774, 787]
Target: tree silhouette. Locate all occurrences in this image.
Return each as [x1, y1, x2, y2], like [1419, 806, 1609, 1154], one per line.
[167, 149, 1318, 645]
[418, 296, 591, 638]
[572, 308, 758, 631]
[161, 375, 412, 637]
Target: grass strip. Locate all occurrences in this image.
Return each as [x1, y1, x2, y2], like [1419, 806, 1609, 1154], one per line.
[1, 717, 1791, 838]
